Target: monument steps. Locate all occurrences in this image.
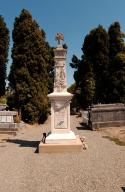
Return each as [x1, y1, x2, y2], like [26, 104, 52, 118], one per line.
[39, 135, 83, 153]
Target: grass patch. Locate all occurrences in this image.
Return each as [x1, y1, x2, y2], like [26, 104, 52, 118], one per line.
[103, 136, 125, 146]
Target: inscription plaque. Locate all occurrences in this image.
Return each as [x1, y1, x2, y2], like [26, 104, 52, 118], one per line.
[55, 107, 67, 129]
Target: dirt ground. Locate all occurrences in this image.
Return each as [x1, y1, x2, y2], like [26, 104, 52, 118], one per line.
[0, 134, 10, 142]
[1, 122, 125, 145]
[0, 123, 38, 142]
[0, 115, 125, 192]
[100, 126, 125, 144]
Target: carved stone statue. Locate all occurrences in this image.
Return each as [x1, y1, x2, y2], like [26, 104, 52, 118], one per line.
[55, 33, 64, 45]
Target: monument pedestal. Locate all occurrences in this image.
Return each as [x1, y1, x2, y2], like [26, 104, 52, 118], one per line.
[38, 92, 83, 153]
[45, 131, 76, 143]
[39, 135, 83, 153]
[38, 39, 83, 154]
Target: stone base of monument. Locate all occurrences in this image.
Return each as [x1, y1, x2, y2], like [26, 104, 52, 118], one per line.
[38, 135, 83, 153]
[45, 131, 76, 143]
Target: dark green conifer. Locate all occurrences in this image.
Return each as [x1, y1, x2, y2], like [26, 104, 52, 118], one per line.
[8, 9, 54, 123]
[108, 22, 125, 103]
[70, 25, 109, 108]
[0, 16, 9, 96]
[83, 25, 109, 103]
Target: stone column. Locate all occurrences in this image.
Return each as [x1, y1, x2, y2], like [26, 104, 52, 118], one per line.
[46, 44, 76, 143]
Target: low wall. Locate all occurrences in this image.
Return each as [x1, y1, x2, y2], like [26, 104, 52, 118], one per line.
[0, 111, 22, 134]
[88, 104, 125, 130]
[0, 104, 6, 111]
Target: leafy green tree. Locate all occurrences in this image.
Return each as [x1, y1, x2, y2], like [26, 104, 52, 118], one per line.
[0, 16, 9, 96]
[8, 9, 54, 123]
[108, 22, 125, 103]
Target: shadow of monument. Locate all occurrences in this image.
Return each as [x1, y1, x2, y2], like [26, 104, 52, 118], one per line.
[7, 139, 40, 148]
[122, 187, 125, 192]
[76, 122, 91, 131]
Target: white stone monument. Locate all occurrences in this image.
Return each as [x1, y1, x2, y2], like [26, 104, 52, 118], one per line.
[39, 33, 82, 153]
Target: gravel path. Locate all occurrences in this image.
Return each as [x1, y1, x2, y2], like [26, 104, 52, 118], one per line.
[0, 116, 125, 192]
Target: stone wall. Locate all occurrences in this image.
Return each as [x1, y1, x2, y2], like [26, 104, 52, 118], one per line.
[88, 103, 125, 130]
[0, 111, 17, 123]
[0, 104, 6, 111]
[0, 111, 22, 134]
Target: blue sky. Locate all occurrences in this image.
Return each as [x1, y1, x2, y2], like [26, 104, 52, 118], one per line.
[1, 0, 125, 86]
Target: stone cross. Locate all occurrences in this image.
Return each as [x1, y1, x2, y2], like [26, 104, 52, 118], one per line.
[55, 33, 64, 45]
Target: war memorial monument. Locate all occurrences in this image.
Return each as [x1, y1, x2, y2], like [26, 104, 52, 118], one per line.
[39, 33, 83, 153]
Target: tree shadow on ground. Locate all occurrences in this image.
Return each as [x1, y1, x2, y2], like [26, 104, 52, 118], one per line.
[122, 187, 125, 192]
[7, 139, 40, 153]
[76, 122, 91, 131]
[7, 139, 40, 148]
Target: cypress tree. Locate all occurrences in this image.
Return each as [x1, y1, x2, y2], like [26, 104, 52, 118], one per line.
[82, 25, 109, 103]
[67, 83, 81, 111]
[70, 25, 109, 108]
[8, 9, 54, 123]
[108, 22, 125, 103]
[70, 54, 95, 108]
[112, 52, 125, 103]
[108, 22, 124, 60]
[0, 16, 9, 96]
